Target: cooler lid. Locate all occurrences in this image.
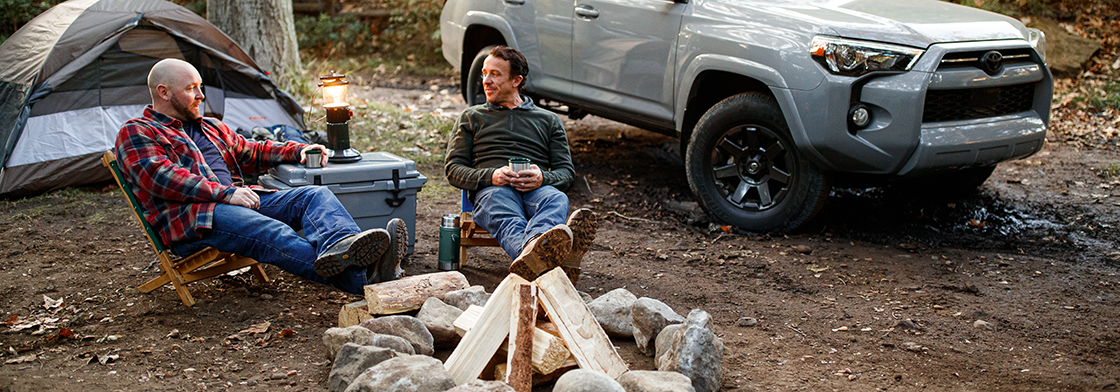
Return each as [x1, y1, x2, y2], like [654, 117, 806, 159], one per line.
[267, 152, 423, 187]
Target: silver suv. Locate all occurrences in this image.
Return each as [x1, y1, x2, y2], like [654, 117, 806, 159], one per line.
[440, 0, 1052, 232]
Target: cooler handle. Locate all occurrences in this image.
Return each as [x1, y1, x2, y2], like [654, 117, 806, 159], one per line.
[386, 169, 406, 208]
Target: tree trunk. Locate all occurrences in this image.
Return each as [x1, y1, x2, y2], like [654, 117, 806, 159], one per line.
[207, 0, 301, 88]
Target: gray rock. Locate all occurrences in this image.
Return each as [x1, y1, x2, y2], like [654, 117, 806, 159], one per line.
[1027, 17, 1102, 77]
[323, 325, 377, 359]
[654, 323, 683, 368]
[578, 291, 594, 304]
[417, 297, 464, 348]
[736, 317, 757, 327]
[657, 309, 723, 392]
[631, 297, 685, 356]
[328, 343, 399, 392]
[368, 334, 416, 355]
[444, 285, 491, 310]
[618, 370, 696, 392]
[359, 315, 435, 356]
[553, 369, 626, 392]
[587, 288, 638, 337]
[445, 379, 517, 392]
[343, 355, 455, 392]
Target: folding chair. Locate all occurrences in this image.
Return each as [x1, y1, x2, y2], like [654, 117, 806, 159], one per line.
[459, 190, 500, 264]
[102, 151, 269, 306]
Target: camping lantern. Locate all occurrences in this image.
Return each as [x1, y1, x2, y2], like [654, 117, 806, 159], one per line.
[319, 71, 361, 163]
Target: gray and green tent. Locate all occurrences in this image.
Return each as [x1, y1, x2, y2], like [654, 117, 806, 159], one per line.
[0, 0, 306, 197]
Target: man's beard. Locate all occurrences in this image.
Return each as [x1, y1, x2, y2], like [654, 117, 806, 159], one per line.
[170, 96, 202, 122]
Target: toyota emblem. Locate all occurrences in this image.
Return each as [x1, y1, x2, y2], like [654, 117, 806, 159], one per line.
[980, 51, 1004, 75]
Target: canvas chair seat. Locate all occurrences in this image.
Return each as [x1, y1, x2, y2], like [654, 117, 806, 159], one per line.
[460, 190, 500, 264]
[102, 151, 268, 306]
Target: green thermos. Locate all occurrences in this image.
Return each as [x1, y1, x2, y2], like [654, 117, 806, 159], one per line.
[438, 214, 461, 271]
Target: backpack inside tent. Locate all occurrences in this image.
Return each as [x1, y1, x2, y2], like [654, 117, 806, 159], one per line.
[0, 0, 306, 197]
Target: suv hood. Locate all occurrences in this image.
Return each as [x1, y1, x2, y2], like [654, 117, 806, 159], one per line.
[757, 0, 1030, 48]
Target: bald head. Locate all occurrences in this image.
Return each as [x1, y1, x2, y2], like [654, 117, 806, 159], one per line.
[148, 59, 205, 122]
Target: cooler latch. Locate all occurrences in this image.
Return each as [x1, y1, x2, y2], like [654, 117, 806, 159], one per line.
[386, 169, 405, 208]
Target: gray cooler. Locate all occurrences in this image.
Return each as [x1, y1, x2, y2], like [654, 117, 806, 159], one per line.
[258, 152, 427, 253]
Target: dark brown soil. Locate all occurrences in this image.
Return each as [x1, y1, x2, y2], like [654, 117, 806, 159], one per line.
[2, 72, 1120, 392]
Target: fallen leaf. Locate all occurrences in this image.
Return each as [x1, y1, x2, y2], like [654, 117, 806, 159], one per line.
[43, 295, 63, 310]
[808, 265, 830, 273]
[4, 354, 36, 364]
[239, 321, 270, 335]
[98, 354, 119, 365]
[278, 329, 296, 338]
[58, 328, 76, 339]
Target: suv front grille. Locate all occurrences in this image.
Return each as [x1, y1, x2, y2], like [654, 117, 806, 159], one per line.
[922, 83, 1035, 123]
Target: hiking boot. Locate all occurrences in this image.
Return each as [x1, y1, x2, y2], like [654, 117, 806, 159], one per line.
[313, 229, 390, 277]
[368, 218, 408, 284]
[561, 208, 597, 285]
[509, 224, 572, 280]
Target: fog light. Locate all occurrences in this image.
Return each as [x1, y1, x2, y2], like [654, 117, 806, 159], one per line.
[849, 104, 871, 129]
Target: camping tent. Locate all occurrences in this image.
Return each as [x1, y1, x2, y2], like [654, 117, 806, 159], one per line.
[0, 0, 306, 197]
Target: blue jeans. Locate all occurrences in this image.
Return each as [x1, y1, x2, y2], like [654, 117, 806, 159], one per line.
[171, 186, 366, 294]
[473, 185, 569, 260]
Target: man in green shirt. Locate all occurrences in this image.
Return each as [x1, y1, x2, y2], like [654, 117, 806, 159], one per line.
[445, 46, 595, 283]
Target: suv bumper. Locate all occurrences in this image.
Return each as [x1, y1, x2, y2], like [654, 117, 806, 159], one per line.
[784, 40, 1052, 177]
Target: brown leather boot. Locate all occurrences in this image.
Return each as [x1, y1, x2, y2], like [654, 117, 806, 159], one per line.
[313, 229, 390, 277]
[561, 208, 597, 285]
[509, 224, 572, 280]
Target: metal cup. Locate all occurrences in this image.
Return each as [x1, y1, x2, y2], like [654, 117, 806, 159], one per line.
[509, 157, 530, 174]
[305, 149, 323, 168]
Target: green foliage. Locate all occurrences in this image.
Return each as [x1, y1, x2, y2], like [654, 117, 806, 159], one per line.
[1103, 162, 1120, 180]
[171, 0, 206, 17]
[296, 13, 379, 58]
[295, 0, 444, 66]
[379, 0, 444, 66]
[1089, 78, 1120, 110]
[0, 0, 65, 44]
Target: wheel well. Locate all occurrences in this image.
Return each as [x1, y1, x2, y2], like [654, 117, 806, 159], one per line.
[680, 71, 771, 151]
[460, 26, 506, 88]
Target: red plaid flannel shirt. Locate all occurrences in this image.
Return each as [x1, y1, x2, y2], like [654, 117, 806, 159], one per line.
[115, 106, 304, 245]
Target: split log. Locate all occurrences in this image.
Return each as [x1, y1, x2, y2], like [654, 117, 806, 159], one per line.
[364, 271, 469, 315]
[454, 304, 571, 375]
[444, 274, 527, 385]
[338, 300, 373, 327]
[506, 284, 537, 391]
[536, 268, 629, 379]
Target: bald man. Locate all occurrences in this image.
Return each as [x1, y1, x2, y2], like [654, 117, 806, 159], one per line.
[115, 59, 406, 295]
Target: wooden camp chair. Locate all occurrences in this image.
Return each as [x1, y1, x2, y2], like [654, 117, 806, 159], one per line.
[101, 151, 268, 306]
[459, 190, 500, 264]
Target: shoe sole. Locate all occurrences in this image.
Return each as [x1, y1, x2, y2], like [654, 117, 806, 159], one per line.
[562, 209, 597, 285]
[509, 227, 572, 280]
[314, 230, 389, 277]
[377, 219, 408, 282]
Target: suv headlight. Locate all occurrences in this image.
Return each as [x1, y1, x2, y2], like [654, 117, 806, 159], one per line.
[810, 36, 924, 77]
[1027, 28, 1046, 62]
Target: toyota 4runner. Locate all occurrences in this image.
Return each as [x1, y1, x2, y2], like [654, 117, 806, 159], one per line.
[440, 0, 1053, 232]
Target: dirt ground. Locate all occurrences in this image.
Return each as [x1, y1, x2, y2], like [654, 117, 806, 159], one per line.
[3, 66, 1120, 392]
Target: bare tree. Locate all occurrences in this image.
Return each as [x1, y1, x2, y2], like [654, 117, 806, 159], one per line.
[207, 0, 301, 88]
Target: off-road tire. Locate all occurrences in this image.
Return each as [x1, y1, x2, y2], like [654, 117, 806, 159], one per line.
[685, 92, 829, 233]
[463, 45, 499, 105]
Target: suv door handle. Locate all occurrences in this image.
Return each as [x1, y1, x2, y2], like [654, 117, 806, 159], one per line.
[575, 5, 599, 18]
[504, 0, 526, 4]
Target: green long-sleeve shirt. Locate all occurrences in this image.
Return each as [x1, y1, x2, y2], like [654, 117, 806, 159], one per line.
[444, 97, 575, 193]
